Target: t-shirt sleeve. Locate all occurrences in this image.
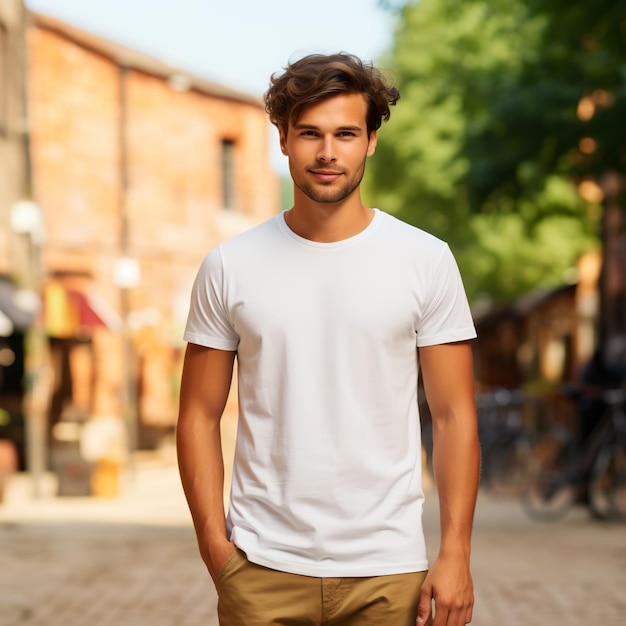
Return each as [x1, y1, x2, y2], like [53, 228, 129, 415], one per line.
[416, 244, 477, 347]
[183, 247, 239, 351]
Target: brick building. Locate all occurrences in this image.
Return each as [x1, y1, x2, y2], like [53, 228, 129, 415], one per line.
[4, 10, 279, 464]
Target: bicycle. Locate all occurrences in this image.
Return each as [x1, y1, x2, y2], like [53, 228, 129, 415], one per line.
[477, 388, 533, 497]
[521, 388, 626, 521]
[587, 389, 626, 520]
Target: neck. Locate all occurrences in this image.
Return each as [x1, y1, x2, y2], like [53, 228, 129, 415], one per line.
[285, 192, 374, 243]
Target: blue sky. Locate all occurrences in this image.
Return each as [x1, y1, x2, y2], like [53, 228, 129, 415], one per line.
[26, 0, 395, 97]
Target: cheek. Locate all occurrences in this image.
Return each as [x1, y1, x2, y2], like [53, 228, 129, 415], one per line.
[287, 147, 311, 167]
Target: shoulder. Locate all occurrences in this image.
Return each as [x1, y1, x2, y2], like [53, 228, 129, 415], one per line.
[378, 211, 445, 243]
[219, 214, 283, 253]
[198, 214, 283, 272]
[375, 210, 451, 260]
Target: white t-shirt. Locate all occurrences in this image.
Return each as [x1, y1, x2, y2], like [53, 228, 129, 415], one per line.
[184, 209, 476, 577]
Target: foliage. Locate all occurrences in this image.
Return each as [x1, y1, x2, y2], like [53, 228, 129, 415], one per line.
[466, 0, 626, 208]
[367, 0, 611, 304]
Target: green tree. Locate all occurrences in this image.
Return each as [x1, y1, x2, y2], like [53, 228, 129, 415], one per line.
[465, 0, 626, 210]
[367, 0, 602, 303]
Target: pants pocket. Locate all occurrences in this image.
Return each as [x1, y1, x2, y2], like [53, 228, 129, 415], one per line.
[215, 549, 242, 588]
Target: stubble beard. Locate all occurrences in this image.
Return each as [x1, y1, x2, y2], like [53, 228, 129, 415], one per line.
[292, 157, 368, 205]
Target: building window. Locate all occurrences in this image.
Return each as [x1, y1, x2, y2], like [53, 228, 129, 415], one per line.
[221, 139, 236, 210]
[0, 22, 7, 136]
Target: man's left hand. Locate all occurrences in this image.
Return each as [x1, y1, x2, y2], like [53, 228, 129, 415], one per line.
[416, 553, 474, 626]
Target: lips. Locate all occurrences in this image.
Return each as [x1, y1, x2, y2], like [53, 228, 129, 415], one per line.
[310, 169, 343, 182]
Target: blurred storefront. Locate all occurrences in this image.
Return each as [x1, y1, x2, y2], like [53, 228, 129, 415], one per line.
[472, 250, 606, 429]
[474, 251, 607, 389]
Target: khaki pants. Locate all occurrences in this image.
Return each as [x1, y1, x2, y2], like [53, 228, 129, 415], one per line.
[216, 548, 431, 626]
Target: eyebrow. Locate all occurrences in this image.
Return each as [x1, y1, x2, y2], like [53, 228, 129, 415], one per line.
[293, 123, 363, 132]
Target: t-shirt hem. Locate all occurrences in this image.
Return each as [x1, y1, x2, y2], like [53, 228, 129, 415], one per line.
[417, 327, 477, 348]
[237, 545, 429, 578]
[183, 332, 238, 351]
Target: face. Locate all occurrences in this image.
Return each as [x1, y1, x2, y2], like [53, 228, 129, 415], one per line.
[279, 93, 377, 205]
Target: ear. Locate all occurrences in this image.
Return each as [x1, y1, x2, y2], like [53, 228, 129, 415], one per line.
[279, 128, 288, 156]
[367, 131, 378, 157]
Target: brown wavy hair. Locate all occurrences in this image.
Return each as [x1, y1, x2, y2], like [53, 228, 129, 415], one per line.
[264, 53, 400, 135]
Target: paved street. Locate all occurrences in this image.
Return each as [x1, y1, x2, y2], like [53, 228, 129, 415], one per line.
[1, 445, 625, 626]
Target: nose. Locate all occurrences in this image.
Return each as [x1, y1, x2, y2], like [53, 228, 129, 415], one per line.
[317, 136, 337, 162]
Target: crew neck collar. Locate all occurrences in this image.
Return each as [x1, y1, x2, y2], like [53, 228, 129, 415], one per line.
[278, 209, 382, 248]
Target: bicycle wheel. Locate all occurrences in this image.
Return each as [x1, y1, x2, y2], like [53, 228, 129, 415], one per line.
[488, 435, 532, 497]
[521, 428, 577, 521]
[589, 441, 626, 520]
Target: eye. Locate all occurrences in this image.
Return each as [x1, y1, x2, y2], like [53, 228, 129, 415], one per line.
[300, 130, 319, 137]
[338, 131, 356, 138]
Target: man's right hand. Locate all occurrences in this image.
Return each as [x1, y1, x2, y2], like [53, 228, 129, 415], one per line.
[204, 538, 237, 583]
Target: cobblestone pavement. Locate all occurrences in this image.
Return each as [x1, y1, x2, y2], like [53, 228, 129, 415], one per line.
[1, 448, 625, 626]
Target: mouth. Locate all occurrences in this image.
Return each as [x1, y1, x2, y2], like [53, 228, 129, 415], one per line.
[310, 169, 343, 182]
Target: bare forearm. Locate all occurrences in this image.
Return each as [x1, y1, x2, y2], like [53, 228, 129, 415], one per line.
[177, 414, 229, 559]
[431, 412, 480, 556]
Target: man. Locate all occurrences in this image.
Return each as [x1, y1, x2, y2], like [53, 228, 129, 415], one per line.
[177, 53, 480, 626]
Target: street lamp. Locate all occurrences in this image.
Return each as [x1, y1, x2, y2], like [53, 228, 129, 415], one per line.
[113, 256, 141, 475]
[10, 200, 43, 238]
[113, 257, 141, 290]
